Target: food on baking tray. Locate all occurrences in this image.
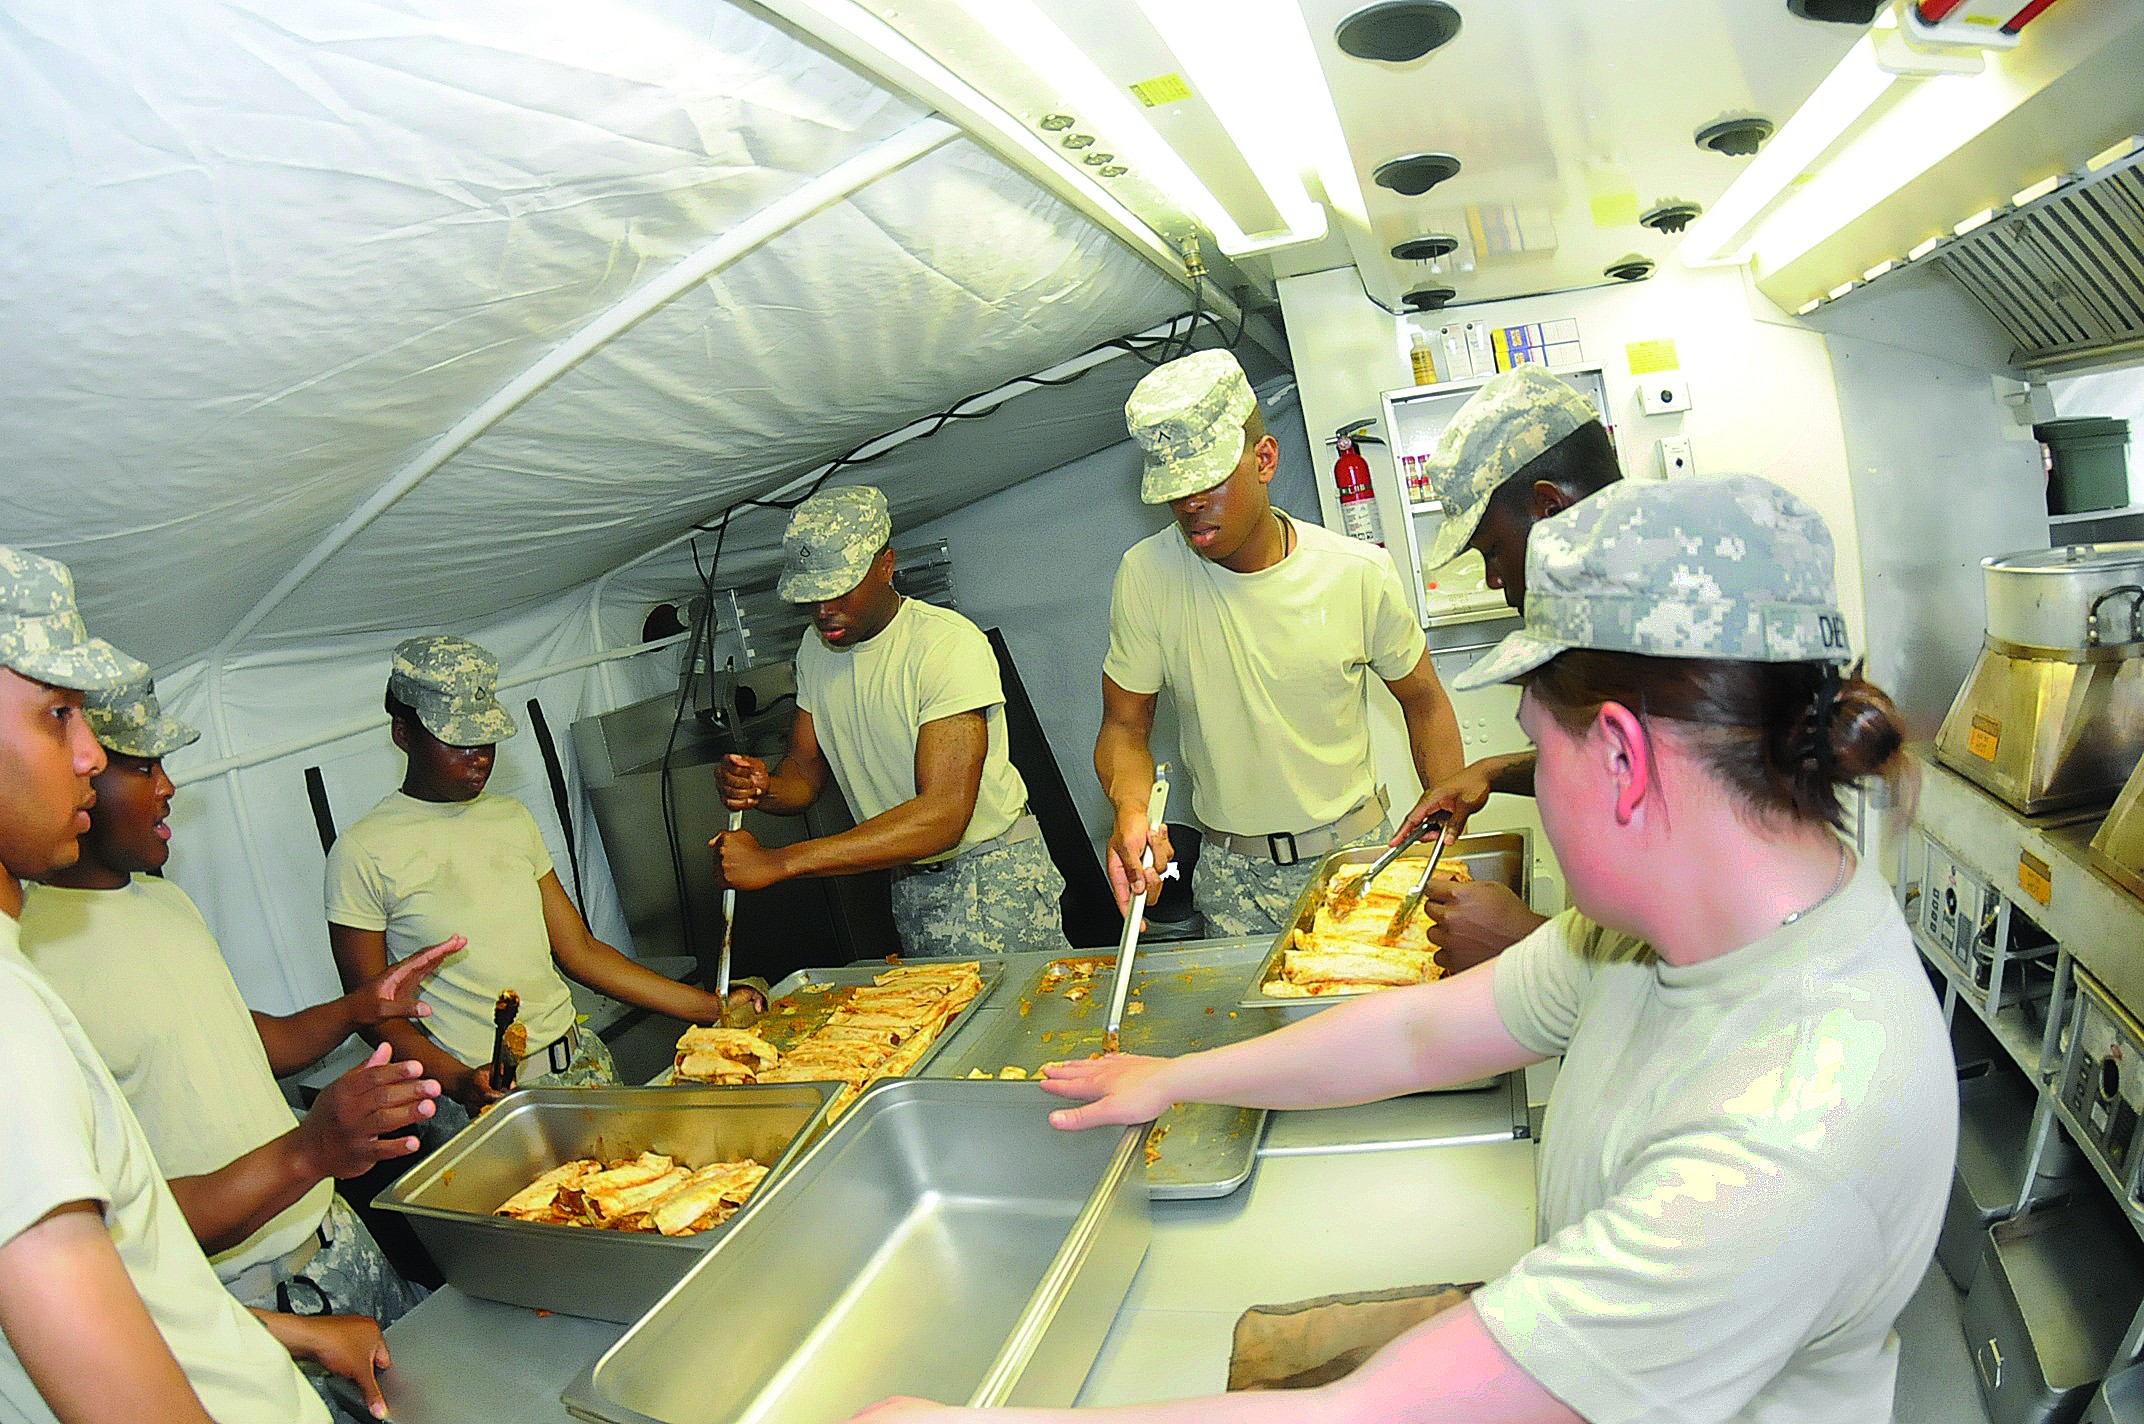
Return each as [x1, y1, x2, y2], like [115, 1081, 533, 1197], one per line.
[672, 1027, 781, 1085]
[672, 961, 985, 1116]
[1261, 860, 1473, 998]
[493, 1151, 768, 1235]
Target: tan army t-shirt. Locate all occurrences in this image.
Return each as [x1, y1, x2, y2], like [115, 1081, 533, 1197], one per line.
[324, 791, 575, 1065]
[1475, 865, 1955, 1422]
[0, 913, 327, 1424]
[1104, 518, 1426, 836]
[20, 877, 335, 1282]
[796, 597, 1029, 865]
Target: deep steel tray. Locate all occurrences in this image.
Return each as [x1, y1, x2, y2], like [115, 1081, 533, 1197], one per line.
[374, 1082, 834, 1324]
[938, 942, 1272, 1200]
[652, 959, 1002, 1088]
[564, 1080, 1150, 1424]
[1243, 831, 1531, 1019]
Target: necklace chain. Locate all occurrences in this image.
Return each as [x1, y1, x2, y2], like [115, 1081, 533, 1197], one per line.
[1781, 842, 1851, 926]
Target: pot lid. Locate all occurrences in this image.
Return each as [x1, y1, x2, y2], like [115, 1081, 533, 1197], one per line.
[1984, 543, 2144, 575]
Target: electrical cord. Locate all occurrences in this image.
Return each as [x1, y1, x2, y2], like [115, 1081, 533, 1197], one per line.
[655, 510, 736, 959]
[655, 586, 707, 958]
[688, 300, 1245, 533]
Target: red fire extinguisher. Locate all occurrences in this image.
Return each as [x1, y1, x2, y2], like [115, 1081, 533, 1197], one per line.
[1329, 420, 1385, 546]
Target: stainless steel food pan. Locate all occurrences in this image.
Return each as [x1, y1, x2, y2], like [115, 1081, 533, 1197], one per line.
[375, 1082, 834, 1323]
[1243, 830, 1531, 1020]
[650, 959, 1003, 1088]
[564, 1079, 1151, 1424]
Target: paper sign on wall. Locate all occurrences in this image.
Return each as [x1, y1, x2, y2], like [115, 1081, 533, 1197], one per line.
[1626, 339, 1680, 374]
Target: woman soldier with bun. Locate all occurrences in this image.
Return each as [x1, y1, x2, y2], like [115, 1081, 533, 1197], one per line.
[855, 474, 1956, 1424]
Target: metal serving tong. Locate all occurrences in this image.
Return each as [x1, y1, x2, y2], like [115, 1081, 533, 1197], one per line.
[1381, 817, 1455, 946]
[1327, 814, 1445, 917]
[718, 808, 743, 1008]
[1103, 765, 1171, 1054]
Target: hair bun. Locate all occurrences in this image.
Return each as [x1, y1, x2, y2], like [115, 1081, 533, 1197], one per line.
[1826, 674, 1905, 782]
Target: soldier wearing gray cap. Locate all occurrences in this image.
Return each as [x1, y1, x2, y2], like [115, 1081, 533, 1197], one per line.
[1388, 364, 1629, 965]
[23, 671, 474, 1417]
[716, 486, 1070, 958]
[1040, 477, 1949, 1424]
[1097, 350, 1464, 938]
[0, 546, 342, 1423]
[329, 634, 731, 1135]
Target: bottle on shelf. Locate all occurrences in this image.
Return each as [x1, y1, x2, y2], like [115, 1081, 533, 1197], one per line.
[1409, 328, 1439, 386]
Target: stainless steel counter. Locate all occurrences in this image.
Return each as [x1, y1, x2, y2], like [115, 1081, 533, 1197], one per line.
[376, 946, 1539, 1421]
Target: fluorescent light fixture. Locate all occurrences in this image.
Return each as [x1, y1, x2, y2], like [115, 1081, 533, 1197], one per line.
[950, 0, 1265, 252]
[1908, 234, 1944, 261]
[1862, 260, 1894, 281]
[1131, 0, 1337, 250]
[1828, 280, 1857, 300]
[1953, 207, 1996, 235]
[2089, 137, 2142, 172]
[2011, 175, 2061, 206]
[1796, 298, 1822, 316]
[1680, 36, 1902, 266]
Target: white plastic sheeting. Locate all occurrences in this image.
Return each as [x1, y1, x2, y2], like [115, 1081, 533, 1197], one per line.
[2, 0, 1206, 1009]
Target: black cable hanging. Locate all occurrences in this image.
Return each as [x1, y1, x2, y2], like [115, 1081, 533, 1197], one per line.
[688, 296, 1245, 534]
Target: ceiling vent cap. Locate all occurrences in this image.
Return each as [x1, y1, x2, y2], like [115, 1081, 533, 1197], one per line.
[1391, 233, 1461, 262]
[1695, 115, 1774, 157]
[1402, 284, 1458, 312]
[1373, 152, 1463, 196]
[1335, 2, 1463, 63]
[1604, 255, 1656, 283]
[1640, 201, 1703, 235]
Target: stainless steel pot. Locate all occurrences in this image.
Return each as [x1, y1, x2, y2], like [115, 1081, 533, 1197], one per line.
[1983, 544, 2144, 653]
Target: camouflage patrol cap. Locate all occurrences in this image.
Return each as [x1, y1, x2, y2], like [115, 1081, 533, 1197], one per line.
[1453, 473, 1854, 692]
[1422, 365, 1603, 572]
[777, 487, 892, 602]
[0, 546, 146, 692]
[1125, 350, 1258, 504]
[85, 674, 200, 759]
[388, 634, 517, 747]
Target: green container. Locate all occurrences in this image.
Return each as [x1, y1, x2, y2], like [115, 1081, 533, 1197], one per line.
[2038, 417, 2131, 515]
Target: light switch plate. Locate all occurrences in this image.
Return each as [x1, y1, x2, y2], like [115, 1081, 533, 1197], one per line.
[1643, 372, 1692, 413]
[1658, 435, 1695, 478]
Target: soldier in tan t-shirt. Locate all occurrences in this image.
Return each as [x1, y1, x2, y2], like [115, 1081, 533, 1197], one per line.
[1097, 350, 1465, 938]
[0, 546, 383, 1424]
[328, 635, 729, 1135]
[24, 672, 455, 1422]
[713, 486, 1069, 957]
[1006, 477, 1951, 1424]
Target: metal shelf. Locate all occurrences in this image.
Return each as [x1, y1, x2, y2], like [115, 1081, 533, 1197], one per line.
[1913, 928, 2054, 1082]
[2050, 1090, 2144, 1235]
[2050, 503, 2144, 527]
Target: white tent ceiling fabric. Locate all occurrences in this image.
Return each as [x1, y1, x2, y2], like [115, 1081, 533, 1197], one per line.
[4, 0, 1184, 665]
[3, 0, 1205, 1007]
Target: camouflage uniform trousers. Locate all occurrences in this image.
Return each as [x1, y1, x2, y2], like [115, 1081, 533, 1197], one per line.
[230, 1195, 420, 1424]
[419, 1026, 620, 1151]
[890, 835, 1070, 957]
[1192, 821, 1393, 939]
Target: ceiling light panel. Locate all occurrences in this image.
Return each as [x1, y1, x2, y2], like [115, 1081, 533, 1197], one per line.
[1034, 0, 1300, 245]
[1680, 35, 1902, 265]
[861, 0, 1259, 251]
